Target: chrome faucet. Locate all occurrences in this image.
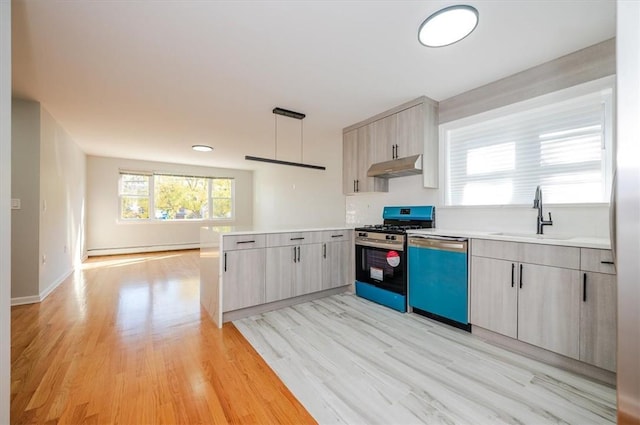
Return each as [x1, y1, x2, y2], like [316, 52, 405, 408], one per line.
[533, 185, 553, 234]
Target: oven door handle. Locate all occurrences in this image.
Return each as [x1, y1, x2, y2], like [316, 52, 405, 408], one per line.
[355, 239, 404, 251]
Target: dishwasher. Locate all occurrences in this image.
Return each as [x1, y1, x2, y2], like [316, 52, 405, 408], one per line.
[408, 235, 470, 331]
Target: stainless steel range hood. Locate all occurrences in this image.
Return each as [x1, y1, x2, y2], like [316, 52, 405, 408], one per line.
[367, 154, 423, 178]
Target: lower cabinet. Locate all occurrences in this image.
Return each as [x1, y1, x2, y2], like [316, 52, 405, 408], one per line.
[470, 240, 618, 368]
[579, 248, 617, 372]
[517, 263, 580, 359]
[470, 256, 518, 339]
[470, 257, 581, 359]
[265, 244, 323, 303]
[322, 239, 352, 290]
[222, 248, 266, 312]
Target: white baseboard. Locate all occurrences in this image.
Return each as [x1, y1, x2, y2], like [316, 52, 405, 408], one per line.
[87, 243, 200, 257]
[40, 269, 73, 302]
[11, 295, 41, 306]
[12, 268, 74, 306]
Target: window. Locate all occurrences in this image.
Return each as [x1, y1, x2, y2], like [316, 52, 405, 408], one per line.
[119, 173, 150, 219]
[442, 79, 613, 206]
[119, 172, 234, 221]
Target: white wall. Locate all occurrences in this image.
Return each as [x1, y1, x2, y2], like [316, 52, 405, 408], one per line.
[616, 1, 640, 420]
[0, 1, 11, 421]
[347, 175, 609, 238]
[252, 126, 346, 228]
[11, 99, 40, 300]
[39, 106, 86, 297]
[253, 165, 345, 228]
[10, 99, 87, 303]
[86, 156, 254, 254]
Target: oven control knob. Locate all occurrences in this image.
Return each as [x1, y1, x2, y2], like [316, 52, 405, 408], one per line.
[358, 232, 367, 237]
[386, 235, 396, 240]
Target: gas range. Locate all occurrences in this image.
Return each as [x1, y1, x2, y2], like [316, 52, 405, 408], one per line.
[354, 206, 435, 313]
[354, 206, 436, 236]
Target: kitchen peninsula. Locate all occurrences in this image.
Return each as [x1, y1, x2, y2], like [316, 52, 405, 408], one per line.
[200, 225, 354, 327]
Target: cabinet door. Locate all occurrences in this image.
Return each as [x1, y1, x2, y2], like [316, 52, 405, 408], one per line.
[517, 263, 580, 359]
[371, 114, 397, 162]
[356, 125, 388, 193]
[470, 256, 518, 338]
[322, 240, 352, 290]
[580, 272, 617, 371]
[295, 244, 323, 296]
[265, 246, 297, 302]
[222, 249, 265, 312]
[343, 129, 358, 194]
[421, 100, 438, 188]
[396, 104, 424, 158]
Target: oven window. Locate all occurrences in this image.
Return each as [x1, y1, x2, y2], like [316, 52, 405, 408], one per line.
[356, 245, 405, 294]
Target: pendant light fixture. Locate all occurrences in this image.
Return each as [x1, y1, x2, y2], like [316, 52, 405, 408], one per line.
[418, 5, 479, 47]
[245, 107, 326, 170]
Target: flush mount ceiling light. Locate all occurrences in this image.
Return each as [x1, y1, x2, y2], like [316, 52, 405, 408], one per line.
[192, 144, 213, 152]
[245, 107, 326, 171]
[418, 5, 479, 47]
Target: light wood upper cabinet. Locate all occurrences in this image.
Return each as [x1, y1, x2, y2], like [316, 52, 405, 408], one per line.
[342, 96, 438, 194]
[371, 114, 397, 164]
[342, 126, 388, 194]
[396, 103, 426, 159]
[342, 130, 359, 195]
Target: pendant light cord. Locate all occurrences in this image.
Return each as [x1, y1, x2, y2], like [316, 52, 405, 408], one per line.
[274, 114, 278, 160]
[300, 120, 304, 163]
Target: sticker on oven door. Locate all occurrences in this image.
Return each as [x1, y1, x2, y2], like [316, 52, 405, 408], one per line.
[386, 251, 400, 267]
[370, 267, 383, 281]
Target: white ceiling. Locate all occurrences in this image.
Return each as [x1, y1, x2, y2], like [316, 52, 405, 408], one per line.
[12, 0, 615, 170]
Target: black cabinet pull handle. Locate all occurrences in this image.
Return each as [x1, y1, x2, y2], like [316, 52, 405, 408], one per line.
[519, 264, 523, 288]
[224, 253, 227, 272]
[353, 180, 356, 192]
[331, 234, 344, 238]
[323, 243, 326, 259]
[511, 263, 515, 287]
[290, 237, 305, 241]
[297, 246, 301, 262]
[601, 260, 614, 265]
[395, 144, 399, 158]
[236, 240, 255, 245]
[293, 246, 297, 263]
[583, 273, 587, 302]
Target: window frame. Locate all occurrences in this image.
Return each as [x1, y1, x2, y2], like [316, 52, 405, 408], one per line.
[439, 76, 615, 208]
[118, 172, 235, 223]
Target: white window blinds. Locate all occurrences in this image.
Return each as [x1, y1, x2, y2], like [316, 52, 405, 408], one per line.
[443, 85, 613, 206]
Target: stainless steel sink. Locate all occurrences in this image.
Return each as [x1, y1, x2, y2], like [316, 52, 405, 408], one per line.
[489, 232, 575, 240]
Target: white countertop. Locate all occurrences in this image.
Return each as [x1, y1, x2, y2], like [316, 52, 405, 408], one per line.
[201, 224, 354, 236]
[407, 228, 611, 249]
[201, 225, 610, 249]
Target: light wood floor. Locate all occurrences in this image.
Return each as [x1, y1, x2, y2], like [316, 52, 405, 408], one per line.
[10, 250, 315, 425]
[236, 294, 617, 425]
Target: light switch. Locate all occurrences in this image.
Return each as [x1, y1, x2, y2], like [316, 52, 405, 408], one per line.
[11, 199, 20, 210]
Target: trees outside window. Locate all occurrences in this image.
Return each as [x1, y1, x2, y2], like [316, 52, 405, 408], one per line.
[119, 173, 234, 221]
